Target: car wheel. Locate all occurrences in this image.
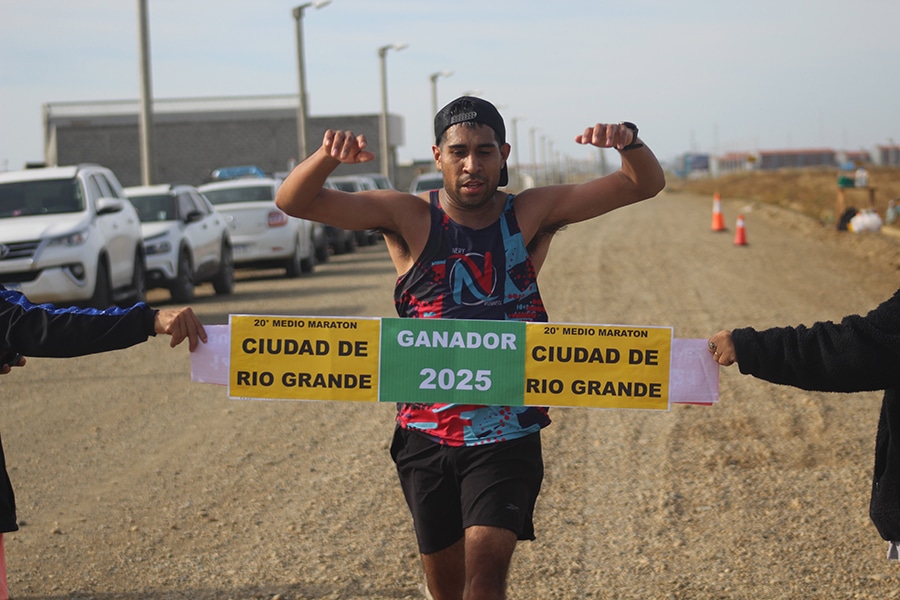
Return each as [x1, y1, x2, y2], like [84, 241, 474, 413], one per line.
[129, 252, 147, 305]
[170, 250, 195, 303]
[212, 241, 235, 295]
[331, 235, 346, 255]
[315, 232, 330, 263]
[285, 238, 303, 278]
[344, 232, 357, 254]
[354, 230, 371, 247]
[300, 233, 316, 274]
[89, 260, 112, 309]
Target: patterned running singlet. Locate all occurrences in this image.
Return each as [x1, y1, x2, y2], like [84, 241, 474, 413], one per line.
[393, 191, 551, 446]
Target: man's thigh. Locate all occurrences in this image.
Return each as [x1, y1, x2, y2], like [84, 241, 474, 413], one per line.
[391, 427, 465, 554]
[458, 432, 544, 540]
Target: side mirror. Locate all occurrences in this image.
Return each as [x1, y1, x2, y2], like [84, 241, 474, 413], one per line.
[185, 210, 203, 224]
[96, 197, 125, 215]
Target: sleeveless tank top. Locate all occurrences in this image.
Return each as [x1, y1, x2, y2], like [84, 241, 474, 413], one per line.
[393, 191, 551, 446]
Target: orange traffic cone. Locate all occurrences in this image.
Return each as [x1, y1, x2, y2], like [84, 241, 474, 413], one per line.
[734, 214, 748, 246]
[711, 193, 727, 232]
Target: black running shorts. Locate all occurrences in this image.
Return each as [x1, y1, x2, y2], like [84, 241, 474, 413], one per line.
[390, 426, 544, 555]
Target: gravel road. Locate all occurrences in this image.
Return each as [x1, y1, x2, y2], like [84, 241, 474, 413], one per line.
[3, 190, 900, 599]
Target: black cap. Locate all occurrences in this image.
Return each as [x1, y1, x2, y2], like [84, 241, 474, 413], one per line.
[434, 96, 508, 187]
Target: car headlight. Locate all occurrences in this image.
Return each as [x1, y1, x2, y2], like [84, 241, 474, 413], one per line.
[143, 236, 172, 255]
[48, 228, 89, 247]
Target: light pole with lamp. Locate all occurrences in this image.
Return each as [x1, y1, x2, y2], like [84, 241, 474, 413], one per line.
[529, 127, 539, 187]
[510, 116, 524, 189]
[378, 42, 408, 181]
[292, 0, 331, 163]
[429, 70, 453, 120]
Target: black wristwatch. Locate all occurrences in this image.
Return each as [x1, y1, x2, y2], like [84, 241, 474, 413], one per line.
[620, 122, 644, 151]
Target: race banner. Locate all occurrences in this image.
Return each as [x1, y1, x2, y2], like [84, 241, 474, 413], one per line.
[229, 315, 380, 402]
[192, 315, 717, 410]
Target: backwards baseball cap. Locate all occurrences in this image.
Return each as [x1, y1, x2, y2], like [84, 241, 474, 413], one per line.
[434, 96, 508, 187]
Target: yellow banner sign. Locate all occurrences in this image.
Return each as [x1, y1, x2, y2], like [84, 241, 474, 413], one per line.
[524, 323, 671, 410]
[229, 315, 381, 402]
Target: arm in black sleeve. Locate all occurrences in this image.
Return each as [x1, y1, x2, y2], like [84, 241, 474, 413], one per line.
[0, 287, 157, 358]
[732, 288, 900, 393]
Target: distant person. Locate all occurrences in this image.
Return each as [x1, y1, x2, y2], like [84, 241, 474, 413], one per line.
[275, 96, 665, 600]
[855, 165, 870, 188]
[0, 285, 207, 599]
[707, 288, 900, 558]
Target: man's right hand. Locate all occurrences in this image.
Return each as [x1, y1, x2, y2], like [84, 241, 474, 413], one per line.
[323, 130, 376, 164]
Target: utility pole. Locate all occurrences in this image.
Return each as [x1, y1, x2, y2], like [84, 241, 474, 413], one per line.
[137, 0, 155, 185]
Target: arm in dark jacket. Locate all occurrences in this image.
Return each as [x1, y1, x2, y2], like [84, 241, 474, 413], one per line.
[0, 287, 157, 358]
[732, 288, 900, 393]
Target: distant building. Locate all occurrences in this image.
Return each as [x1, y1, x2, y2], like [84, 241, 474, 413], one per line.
[42, 95, 404, 187]
[756, 148, 836, 170]
[674, 152, 710, 178]
[877, 144, 900, 167]
[713, 152, 754, 175]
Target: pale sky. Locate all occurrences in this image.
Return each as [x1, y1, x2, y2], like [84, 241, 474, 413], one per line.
[1, 0, 898, 173]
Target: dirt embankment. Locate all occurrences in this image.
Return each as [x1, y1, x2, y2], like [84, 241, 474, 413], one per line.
[669, 166, 900, 225]
[670, 167, 900, 273]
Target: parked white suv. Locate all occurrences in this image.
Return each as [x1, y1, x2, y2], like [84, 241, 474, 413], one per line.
[0, 164, 145, 308]
[198, 177, 316, 277]
[125, 184, 234, 302]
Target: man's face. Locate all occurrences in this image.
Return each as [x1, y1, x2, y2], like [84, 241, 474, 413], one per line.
[433, 123, 510, 209]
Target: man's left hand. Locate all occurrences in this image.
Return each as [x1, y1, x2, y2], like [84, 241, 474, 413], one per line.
[575, 123, 637, 150]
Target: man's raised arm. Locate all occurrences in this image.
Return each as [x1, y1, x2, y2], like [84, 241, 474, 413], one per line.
[520, 122, 666, 230]
[275, 130, 379, 228]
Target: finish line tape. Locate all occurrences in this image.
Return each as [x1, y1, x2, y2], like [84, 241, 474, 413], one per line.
[190, 316, 718, 410]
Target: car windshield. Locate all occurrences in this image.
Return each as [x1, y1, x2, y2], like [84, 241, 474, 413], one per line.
[332, 181, 359, 193]
[210, 165, 266, 181]
[368, 175, 392, 189]
[128, 194, 176, 222]
[202, 185, 273, 205]
[0, 178, 84, 218]
[414, 176, 443, 193]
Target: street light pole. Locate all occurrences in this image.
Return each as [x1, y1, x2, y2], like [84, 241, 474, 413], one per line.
[293, 1, 331, 164]
[511, 116, 523, 189]
[429, 70, 453, 120]
[540, 135, 548, 187]
[378, 42, 407, 181]
[137, 0, 155, 185]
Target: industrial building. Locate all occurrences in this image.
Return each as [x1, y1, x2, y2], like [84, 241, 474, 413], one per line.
[42, 95, 404, 187]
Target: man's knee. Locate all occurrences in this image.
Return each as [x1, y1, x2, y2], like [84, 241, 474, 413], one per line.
[464, 526, 517, 577]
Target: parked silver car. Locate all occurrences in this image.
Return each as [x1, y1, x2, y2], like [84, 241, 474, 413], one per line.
[318, 178, 356, 255]
[125, 184, 234, 302]
[409, 172, 444, 195]
[198, 177, 317, 277]
[328, 175, 381, 246]
[357, 172, 395, 190]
